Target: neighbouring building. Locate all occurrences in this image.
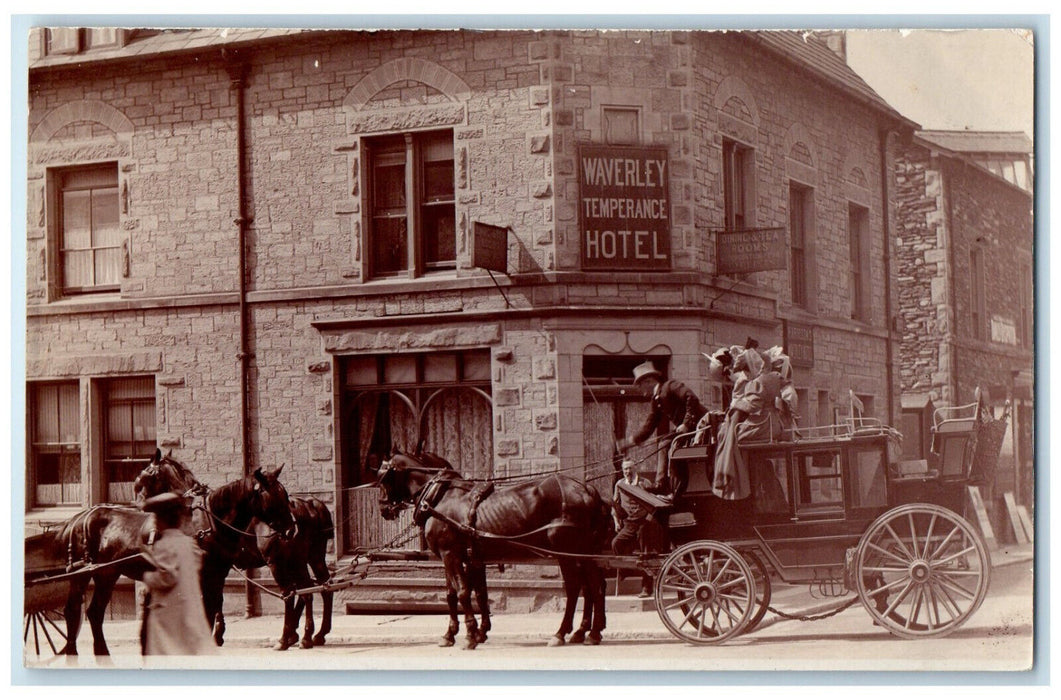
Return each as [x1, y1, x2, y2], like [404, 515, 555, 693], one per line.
[25, 28, 915, 570]
[894, 129, 1034, 521]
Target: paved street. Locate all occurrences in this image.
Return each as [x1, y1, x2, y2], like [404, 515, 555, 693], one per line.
[22, 544, 1034, 675]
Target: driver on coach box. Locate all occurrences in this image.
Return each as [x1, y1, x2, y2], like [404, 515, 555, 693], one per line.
[615, 361, 707, 499]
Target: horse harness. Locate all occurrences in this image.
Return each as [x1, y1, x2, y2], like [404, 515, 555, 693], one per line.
[412, 471, 495, 535]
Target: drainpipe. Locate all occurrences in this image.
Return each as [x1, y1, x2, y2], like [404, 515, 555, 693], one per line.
[224, 51, 259, 617]
[879, 127, 897, 426]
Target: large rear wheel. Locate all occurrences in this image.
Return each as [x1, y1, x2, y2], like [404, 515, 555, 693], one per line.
[653, 540, 756, 644]
[854, 503, 990, 639]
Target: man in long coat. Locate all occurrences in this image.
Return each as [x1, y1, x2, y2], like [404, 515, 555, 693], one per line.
[616, 361, 707, 497]
[140, 492, 218, 656]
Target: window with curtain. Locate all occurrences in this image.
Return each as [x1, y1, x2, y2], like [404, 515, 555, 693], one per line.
[365, 130, 455, 278]
[29, 382, 82, 507]
[103, 376, 157, 503]
[56, 163, 121, 296]
[342, 350, 492, 485]
[341, 350, 492, 554]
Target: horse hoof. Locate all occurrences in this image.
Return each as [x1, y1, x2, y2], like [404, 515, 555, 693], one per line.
[273, 642, 290, 651]
[475, 632, 488, 644]
[439, 637, 456, 648]
[300, 638, 313, 650]
[568, 631, 586, 645]
[584, 633, 602, 646]
[463, 639, 478, 650]
[311, 634, 327, 646]
[547, 636, 565, 647]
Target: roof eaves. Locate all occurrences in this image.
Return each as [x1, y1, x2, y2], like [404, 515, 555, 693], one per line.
[741, 31, 920, 132]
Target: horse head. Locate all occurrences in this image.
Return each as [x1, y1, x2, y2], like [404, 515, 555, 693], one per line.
[134, 448, 205, 505]
[375, 451, 457, 521]
[251, 464, 297, 538]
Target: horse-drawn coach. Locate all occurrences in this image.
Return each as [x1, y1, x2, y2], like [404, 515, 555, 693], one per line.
[24, 379, 1005, 655]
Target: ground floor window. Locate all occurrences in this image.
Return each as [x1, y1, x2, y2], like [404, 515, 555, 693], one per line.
[103, 376, 157, 502]
[28, 381, 82, 507]
[27, 375, 156, 508]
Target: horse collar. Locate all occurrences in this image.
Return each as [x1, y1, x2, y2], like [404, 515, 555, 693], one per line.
[413, 471, 450, 527]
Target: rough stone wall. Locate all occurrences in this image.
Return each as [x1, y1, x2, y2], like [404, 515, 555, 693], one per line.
[894, 144, 947, 397]
[895, 142, 1033, 405]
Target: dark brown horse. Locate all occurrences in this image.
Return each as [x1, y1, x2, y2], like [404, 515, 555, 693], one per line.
[376, 451, 610, 649]
[39, 461, 294, 656]
[136, 450, 334, 650]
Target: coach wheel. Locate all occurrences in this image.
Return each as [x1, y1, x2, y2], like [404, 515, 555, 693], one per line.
[854, 503, 991, 639]
[654, 540, 756, 645]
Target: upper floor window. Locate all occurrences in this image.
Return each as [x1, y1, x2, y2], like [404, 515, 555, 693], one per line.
[723, 139, 755, 233]
[44, 28, 128, 55]
[53, 163, 121, 296]
[970, 247, 986, 340]
[602, 106, 640, 145]
[789, 182, 814, 309]
[848, 203, 870, 322]
[364, 130, 455, 279]
[28, 382, 82, 507]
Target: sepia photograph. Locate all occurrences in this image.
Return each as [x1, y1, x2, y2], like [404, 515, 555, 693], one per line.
[11, 13, 1039, 682]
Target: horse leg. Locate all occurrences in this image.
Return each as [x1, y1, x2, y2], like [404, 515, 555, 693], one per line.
[312, 590, 333, 646]
[309, 556, 332, 646]
[584, 564, 607, 645]
[200, 564, 228, 646]
[86, 572, 119, 656]
[60, 580, 87, 656]
[439, 555, 462, 647]
[299, 593, 315, 649]
[470, 561, 490, 644]
[274, 595, 299, 651]
[456, 564, 480, 650]
[549, 559, 581, 647]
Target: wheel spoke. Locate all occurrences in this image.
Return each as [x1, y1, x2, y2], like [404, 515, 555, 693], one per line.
[711, 556, 734, 585]
[882, 579, 917, 619]
[883, 523, 915, 560]
[716, 575, 750, 593]
[931, 580, 963, 622]
[934, 572, 979, 602]
[905, 585, 925, 630]
[861, 565, 910, 574]
[908, 513, 920, 562]
[926, 523, 961, 561]
[670, 566, 699, 587]
[664, 593, 697, 612]
[867, 574, 911, 600]
[677, 601, 705, 629]
[866, 540, 912, 566]
[934, 544, 978, 568]
[921, 513, 938, 559]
